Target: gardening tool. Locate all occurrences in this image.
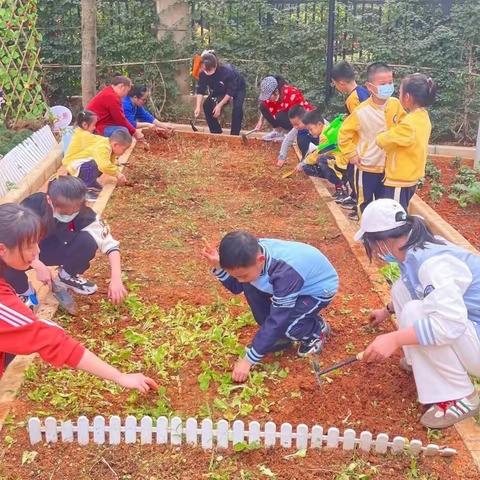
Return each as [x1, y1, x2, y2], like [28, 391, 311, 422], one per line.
[241, 128, 259, 145]
[190, 118, 199, 132]
[51, 279, 77, 315]
[311, 351, 364, 385]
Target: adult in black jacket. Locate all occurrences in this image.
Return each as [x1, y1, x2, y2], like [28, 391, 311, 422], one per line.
[194, 51, 246, 136]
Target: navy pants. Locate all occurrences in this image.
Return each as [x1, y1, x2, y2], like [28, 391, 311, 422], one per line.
[302, 157, 343, 187]
[382, 185, 417, 210]
[242, 284, 328, 342]
[297, 129, 318, 157]
[78, 160, 102, 188]
[4, 232, 98, 294]
[355, 170, 385, 214]
[204, 88, 246, 136]
[346, 164, 357, 200]
[259, 103, 292, 130]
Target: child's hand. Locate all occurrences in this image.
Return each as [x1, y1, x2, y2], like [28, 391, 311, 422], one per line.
[134, 130, 145, 141]
[108, 277, 128, 304]
[232, 357, 252, 383]
[194, 107, 201, 118]
[368, 308, 391, 327]
[295, 162, 304, 172]
[117, 173, 127, 186]
[116, 373, 158, 393]
[201, 239, 220, 269]
[255, 119, 263, 131]
[363, 332, 400, 363]
[34, 263, 53, 287]
[349, 155, 361, 166]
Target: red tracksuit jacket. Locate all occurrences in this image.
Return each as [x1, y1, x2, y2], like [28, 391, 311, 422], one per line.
[86, 85, 136, 136]
[0, 277, 85, 377]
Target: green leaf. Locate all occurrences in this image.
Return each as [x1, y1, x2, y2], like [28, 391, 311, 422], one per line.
[21, 451, 38, 465]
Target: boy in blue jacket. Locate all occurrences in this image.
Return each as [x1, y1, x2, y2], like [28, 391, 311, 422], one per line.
[202, 231, 338, 382]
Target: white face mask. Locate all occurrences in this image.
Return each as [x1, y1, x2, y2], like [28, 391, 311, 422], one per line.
[53, 211, 79, 223]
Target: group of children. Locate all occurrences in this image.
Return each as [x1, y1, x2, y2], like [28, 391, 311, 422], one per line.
[261, 61, 436, 220]
[1, 61, 479, 432]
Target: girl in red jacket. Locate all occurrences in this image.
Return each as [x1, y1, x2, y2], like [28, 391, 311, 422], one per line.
[0, 203, 157, 392]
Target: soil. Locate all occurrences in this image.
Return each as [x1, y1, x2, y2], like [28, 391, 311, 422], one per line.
[0, 133, 478, 479]
[417, 158, 480, 250]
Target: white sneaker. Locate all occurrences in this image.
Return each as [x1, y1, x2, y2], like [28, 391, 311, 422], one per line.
[262, 130, 285, 142]
[57, 268, 97, 295]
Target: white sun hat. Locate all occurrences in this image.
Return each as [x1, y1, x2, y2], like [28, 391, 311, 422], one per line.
[354, 198, 408, 242]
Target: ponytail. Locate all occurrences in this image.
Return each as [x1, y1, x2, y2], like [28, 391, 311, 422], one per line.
[76, 110, 97, 129]
[401, 73, 437, 107]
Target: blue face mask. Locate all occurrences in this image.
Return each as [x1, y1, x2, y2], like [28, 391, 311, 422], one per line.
[53, 211, 78, 223]
[377, 242, 399, 264]
[376, 83, 395, 100]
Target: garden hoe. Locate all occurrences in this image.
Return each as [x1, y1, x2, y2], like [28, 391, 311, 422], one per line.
[311, 351, 364, 386]
[241, 128, 259, 145]
[52, 279, 77, 315]
[190, 118, 199, 132]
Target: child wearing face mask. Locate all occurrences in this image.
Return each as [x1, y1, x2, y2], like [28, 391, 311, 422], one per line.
[63, 110, 131, 202]
[0, 203, 157, 393]
[4, 176, 126, 309]
[338, 62, 406, 219]
[376, 74, 436, 209]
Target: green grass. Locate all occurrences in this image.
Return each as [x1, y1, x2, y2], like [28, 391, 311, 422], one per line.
[0, 125, 34, 155]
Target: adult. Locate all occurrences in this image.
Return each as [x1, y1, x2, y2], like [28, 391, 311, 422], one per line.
[86, 75, 144, 140]
[194, 51, 246, 136]
[358, 199, 480, 429]
[256, 75, 313, 142]
[123, 85, 173, 134]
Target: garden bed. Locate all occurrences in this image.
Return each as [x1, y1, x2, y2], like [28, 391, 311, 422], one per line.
[417, 158, 480, 250]
[0, 134, 478, 479]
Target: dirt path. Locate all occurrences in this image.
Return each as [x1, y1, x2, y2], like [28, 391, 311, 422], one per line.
[1, 134, 477, 479]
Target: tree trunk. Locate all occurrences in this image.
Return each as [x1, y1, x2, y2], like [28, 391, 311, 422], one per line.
[81, 0, 97, 106]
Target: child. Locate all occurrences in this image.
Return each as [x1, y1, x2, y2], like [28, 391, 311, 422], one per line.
[376, 74, 436, 209]
[298, 109, 347, 200]
[331, 61, 370, 209]
[62, 109, 97, 155]
[4, 176, 127, 309]
[276, 105, 319, 167]
[338, 62, 406, 220]
[256, 75, 313, 142]
[0, 202, 157, 392]
[357, 199, 480, 429]
[63, 111, 131, 201]
[202, 231, 338, 383]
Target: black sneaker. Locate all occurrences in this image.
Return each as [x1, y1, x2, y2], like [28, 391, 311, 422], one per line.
[297, 321, 331, 357]
[57, 269, 97, 295]
[89, 181, 103, 193]
[348, 210, 359, 221]
[334, 190, 349, 203]
[86, 189, 99, 202]
[340, 197, 357, 210]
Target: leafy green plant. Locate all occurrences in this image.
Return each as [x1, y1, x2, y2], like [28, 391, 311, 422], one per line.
[448, 166, 480, 207]
[429, 182, 445, 203]
[379, 262, 401, 285]
[424, 160, 442, 182]
[334, 459, 378, 480]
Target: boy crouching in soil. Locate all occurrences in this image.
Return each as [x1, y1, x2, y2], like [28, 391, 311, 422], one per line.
[202, 231, 338, 382]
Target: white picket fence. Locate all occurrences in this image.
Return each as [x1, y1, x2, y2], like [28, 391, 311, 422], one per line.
[0, 126, 57, 197]
[27, 416, 455, 457]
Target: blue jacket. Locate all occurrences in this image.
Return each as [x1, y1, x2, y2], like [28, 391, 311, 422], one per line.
[212, 239, 339, 362]
[122, 96, 155, 129]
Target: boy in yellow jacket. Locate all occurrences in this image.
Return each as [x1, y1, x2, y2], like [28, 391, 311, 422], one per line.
[330, 61, 370, 209]
[338, 62, 406, 219]
[376, 73, 436, 209]
[63, 126, 132, 201]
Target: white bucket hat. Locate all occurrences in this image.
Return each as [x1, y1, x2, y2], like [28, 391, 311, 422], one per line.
[259, 76, 278, 101]
[354, 199, 408, 242]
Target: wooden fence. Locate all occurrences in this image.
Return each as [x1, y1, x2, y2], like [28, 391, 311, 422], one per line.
[28, 416, 456, 457]
[0, 126, 57, 197]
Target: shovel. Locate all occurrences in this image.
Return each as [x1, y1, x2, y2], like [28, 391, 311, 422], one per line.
[311, 351, 364, 385]
[241, 128, 259, 145]
[52, 280, 77, 315]
[190, 118, 199, 132]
